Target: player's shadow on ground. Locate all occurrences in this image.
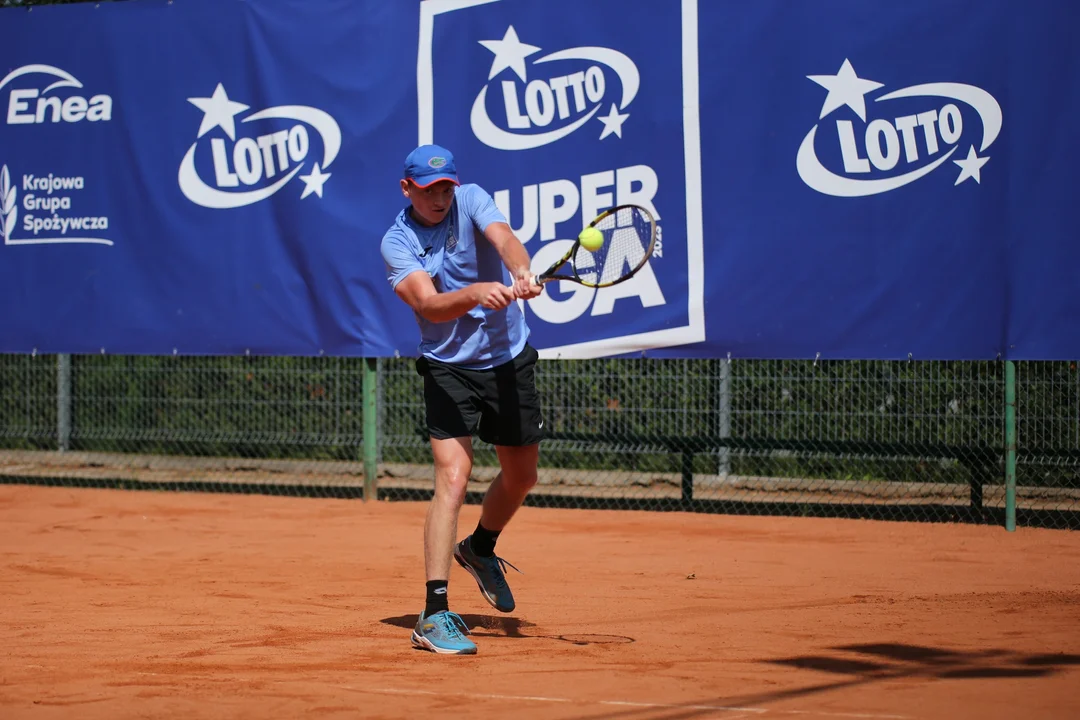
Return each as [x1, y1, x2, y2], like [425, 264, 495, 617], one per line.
[770, 643, 1080, 680]
[559, 643, 1080, 720]
[380, 614, 634, 646]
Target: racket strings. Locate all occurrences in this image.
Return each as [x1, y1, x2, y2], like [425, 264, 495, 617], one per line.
[574, 207, 653, 286]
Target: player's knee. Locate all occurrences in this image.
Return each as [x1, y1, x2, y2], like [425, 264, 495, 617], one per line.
[434, 467, 470, 505]
[505, 469, 537, 491]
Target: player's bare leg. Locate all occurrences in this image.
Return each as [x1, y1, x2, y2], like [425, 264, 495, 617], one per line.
[410, 436, 477, 654]
[453, 443, 537, 613]
[426, 436, 474, 582]
[480, 443, 539, 530]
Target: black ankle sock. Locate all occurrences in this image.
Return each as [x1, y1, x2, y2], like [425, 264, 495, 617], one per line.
[470, 521, 501, 557]
[425, 580, 449, 617]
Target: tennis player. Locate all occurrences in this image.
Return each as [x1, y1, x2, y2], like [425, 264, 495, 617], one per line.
[380, 144, 545, 655]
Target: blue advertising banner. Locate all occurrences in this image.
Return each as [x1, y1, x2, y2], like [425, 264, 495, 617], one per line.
[690, 0, 1079, 361]
[0, 0, 420, 357]
[418, 0, 703, 359]
[691, 0, 1017, 361]
[1, 0, 1077, 360]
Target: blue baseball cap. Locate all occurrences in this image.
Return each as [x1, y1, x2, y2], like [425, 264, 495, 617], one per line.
[403, 144, 459, 188]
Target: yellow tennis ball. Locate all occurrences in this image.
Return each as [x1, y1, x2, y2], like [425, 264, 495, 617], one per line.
[578, 226, 603, 252]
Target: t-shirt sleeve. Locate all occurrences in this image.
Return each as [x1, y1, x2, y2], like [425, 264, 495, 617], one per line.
[460, 184, 508, 234]
[381, 231, 425, 290]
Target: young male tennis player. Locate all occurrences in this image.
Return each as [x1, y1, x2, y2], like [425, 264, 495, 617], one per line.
[380, 144, 545, 654]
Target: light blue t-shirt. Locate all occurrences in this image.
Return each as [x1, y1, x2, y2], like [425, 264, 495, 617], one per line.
[380, 184, 530, 369]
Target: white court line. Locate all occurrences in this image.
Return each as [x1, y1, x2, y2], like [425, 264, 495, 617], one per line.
[133, 675, 908, 719]
[599, 698, 765, 713]
[334, 685, 911, 719]
[779, 712, 910, 719]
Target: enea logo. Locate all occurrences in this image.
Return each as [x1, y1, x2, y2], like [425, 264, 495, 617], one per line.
[3, 64, 113, 125]
[470, 25, 639, 150]
[0, 65, 113, 247]
[178, 84, 341, 209]
[797, 59, 1002, 197]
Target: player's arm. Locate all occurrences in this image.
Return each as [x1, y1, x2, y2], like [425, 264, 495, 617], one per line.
[394, 270, 515, 323]
[484, 222, 542, 300]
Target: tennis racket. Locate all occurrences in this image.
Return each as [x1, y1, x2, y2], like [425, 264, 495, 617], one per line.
[534, 204, 657, 288]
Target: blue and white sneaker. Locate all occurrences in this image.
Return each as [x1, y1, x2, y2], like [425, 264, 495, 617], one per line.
[454, 536, 522, 613]
[411, 610, 477, 655]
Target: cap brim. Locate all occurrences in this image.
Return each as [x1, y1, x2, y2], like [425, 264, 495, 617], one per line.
[408, 174, 460, 188]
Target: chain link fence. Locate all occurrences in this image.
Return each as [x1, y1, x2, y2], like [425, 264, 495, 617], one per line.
[2, 353, 1077, 529]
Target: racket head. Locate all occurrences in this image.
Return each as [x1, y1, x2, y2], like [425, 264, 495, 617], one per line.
[569, 204, 657, 288]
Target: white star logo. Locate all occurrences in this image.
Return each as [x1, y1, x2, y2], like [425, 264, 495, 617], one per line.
[478, 25, 541, 82]
[597, 103, 629, 140]
[953, 146, 990, 186]
[187, 83, 249, 141]
[298, 162, 331, 199]
[807, 59, 883, 122]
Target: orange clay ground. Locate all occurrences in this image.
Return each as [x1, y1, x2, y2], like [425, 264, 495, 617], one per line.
[1, 484, 1079, 720]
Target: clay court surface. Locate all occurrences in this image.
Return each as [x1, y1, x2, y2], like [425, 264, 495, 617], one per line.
[1, 485, 1078, 719]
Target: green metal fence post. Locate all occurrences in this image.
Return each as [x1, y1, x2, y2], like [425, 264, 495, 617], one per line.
[717, 358, 732, 477]
[57, 353, 72, 452]
[363, 357, 379, 501]
[1004, 360, 1017, 532]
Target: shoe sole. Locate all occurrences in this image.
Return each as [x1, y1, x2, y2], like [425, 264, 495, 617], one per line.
[410, 630, 477, 655]
[454, 547, 515, 613]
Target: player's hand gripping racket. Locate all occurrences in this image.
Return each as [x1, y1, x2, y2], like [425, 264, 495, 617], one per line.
[533, 204, 657, 288]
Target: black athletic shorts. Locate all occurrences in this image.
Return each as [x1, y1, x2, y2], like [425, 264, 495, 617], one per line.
[415, 344, 545, 446]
